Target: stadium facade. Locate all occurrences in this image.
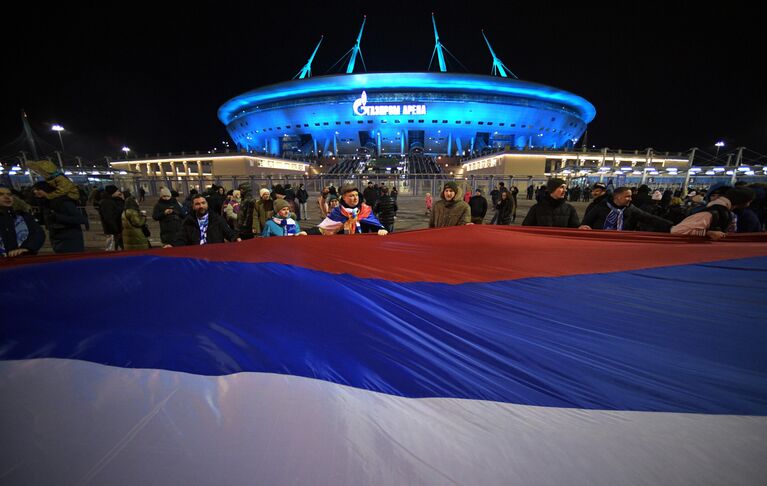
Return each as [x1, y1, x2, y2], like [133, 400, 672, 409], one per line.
[218, 16, 596, 159]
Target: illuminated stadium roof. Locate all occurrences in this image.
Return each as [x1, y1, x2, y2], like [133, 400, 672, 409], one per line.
[218, 16, 596, 157]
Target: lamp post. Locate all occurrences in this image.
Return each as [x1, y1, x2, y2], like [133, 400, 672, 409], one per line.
[121, 146, 131, 159]
[52, 124, 65, 152]
[715, 141, 725, 159]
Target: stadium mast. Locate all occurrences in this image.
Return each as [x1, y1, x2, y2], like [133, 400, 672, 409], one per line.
[294, 36, 324, 79]
[346, 16, 367, 74]
[482, 30, 517, 79]
[431, 13, 447, 72]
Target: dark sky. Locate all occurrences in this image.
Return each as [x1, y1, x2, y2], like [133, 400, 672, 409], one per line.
[3, 2, 765, 162]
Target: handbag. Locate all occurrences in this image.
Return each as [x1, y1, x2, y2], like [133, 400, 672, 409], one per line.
[141, 224, 151, 237]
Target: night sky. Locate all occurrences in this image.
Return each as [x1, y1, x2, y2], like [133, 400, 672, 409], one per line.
[4, 2, 765, 163]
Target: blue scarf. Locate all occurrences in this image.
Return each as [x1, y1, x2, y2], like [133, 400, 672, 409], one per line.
[603, 202, 625, 231]
[0, 212, 30, 255]
[197, 213, 209, 245]
[272, 216, 298, 236]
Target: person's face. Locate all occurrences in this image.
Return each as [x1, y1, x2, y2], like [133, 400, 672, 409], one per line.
[0, 188, 13, 207]
[550, 185, 566, 199]
[592, 188, 606, 198]
[613, 191, 632, 206]
[501, 191, 508, 200]
[343, 191, 359, 207]
[113, 190, 123, 199]
[443, 188, 455, 201]
[277, 206, 290, 218]
[329, 199, 339, 209]
[261, 192, 271, 201]
[32, 188, 46, 198]
[192, 197, 208, 216]
[160, 195, 170, 201]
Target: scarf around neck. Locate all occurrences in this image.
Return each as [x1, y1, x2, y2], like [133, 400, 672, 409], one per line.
[603, 201, 625, 231]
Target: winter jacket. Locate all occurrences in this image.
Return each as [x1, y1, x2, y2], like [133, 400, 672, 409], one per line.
[0, 208, 45, 255]
[671, 198, 734, 237]
[152, 198, 186, 245]
[261, 217, 301, 237]
[173, 211, 238, 246]
[582, 199, 673, 232]
[122, 209, 150, 250]
[429, 188, 470, 228]
[42, 196, 86, 253]
[495, 199, 513, 225]
[522, 197, 580, 228]
[99, 196, 124, 235]
[373, 196, 398, 227]
[469, 195, 488, 219]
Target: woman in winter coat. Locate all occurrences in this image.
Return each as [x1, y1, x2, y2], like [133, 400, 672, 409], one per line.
[122, 196, 150, 250]
[152, 188, 185, 245]
[496, 190, 513, 225]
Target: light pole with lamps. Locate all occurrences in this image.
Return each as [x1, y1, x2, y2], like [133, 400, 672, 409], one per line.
[52, 124, 65, 152]
[52, 125, 65, 170]
[715, 141, 725, 159]
[121, 146, 131, 159]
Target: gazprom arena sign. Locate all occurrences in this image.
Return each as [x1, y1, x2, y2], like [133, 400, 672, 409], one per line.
[353, 91, 427, 116]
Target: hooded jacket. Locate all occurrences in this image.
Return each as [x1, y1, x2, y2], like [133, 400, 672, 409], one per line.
[429, 182, 471, 228]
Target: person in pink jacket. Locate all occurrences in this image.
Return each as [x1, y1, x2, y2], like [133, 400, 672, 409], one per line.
[425, 192, 433, 216]
[670, 187, 755, 240]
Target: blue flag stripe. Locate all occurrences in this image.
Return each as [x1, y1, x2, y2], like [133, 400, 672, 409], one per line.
[3, 256, 766, 415]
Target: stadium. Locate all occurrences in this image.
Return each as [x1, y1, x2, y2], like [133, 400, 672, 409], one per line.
[218, 15, 596, 170]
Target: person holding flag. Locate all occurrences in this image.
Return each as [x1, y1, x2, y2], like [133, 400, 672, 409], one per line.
[317, 184, 388, 235]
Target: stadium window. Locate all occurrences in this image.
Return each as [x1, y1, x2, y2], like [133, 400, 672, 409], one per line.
[394, 120, 400, 124]
[499, 123, 505, 126]
[418, 119, 425, 123]
[286, 125, 291, 129]
[367, 120, 373, 124]
[345, 121, 350, 124]
[465, 121, 471, 125]
[381, 120, 388, 124]
[551, 117, 556, 122]
[408, 120, 414, 123]
[357, 120, 364, 124]
[487, 122, 493, 126]
[455, 121, 461, 124]
[304, 124, 308, 127]
[335, 121, 341, 125]
[521, 125, 526, 128]
[478, 121, 484, 125]
[323, 122, 329, 126]
[277, 127, 281, 130]
[510, 123, 516, 127]
[539, 127, 544, 130]
[442, 120, 448, 124]
[268, 128, 273, 131]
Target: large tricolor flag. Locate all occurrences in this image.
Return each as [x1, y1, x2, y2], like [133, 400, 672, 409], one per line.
[2, 226, 766, 485]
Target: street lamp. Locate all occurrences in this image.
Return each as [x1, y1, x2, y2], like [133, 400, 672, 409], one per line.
[121, 146, 131, 159]
[52, 124, 65, 153]
[715, 141, 725, 158]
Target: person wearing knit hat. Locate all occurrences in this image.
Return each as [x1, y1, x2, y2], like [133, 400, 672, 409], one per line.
[261, 198, 306, 237]
[429, 181, 471, 228]
[152, 185, 185, 245]
[317, 184, 387, 235]
[522, 178, 580, 228]
[252, 187, 275, 236]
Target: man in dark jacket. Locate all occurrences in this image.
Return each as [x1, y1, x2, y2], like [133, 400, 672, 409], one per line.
[579, 187, 673, 232]
[32, 182, 86, 253]
[363, 182, 378, 207]
[522, 178, 580, 228]
[583, 182, 609, 218]
[469, 189, 488, 224]
[169, 194, 240, 246]
[152, 187, 186, 245]
[373, 187, 398, 233]
[0, 185, 46, 257]
[98, 185, 125, 251]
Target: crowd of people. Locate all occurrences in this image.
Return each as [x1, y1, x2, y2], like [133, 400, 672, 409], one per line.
[2, 176, 765, 258]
